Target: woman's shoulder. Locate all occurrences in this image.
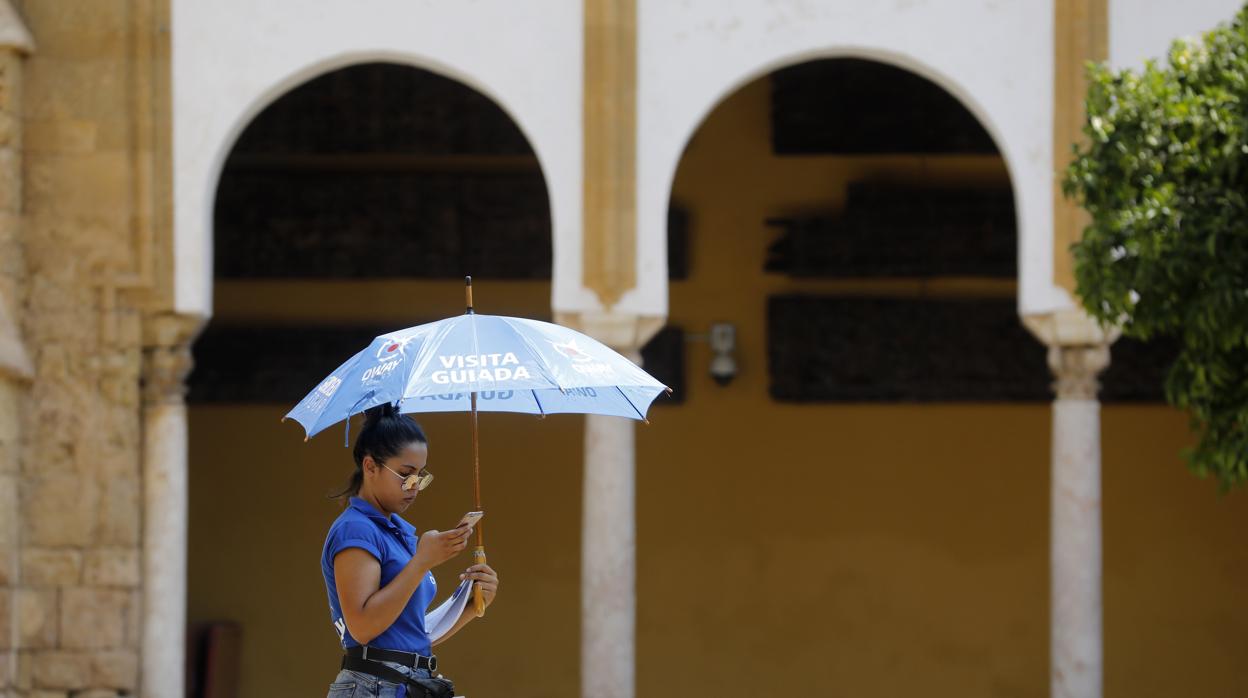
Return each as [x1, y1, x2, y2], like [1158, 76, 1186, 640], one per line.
[327, 504, 378, 534]
[323, 507, 386, 563]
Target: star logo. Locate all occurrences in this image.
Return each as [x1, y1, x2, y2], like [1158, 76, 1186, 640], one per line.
[550, 339, 593, 363]
[375, 334, 418, 362]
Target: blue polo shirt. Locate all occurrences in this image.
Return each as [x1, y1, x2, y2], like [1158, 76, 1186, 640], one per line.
[321, 497, 438, 655]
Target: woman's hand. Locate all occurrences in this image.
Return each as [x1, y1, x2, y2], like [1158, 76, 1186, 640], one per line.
[460, 563, 499, 608]
[413, 527, 473, 570]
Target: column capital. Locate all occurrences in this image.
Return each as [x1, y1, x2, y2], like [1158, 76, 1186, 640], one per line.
[141, 313, 205, 406]
[1023, 308, 1118, 400]
[1046, 343, 1111, 400]
[553, 310, 664, 353]
[0, 0, 34, 54]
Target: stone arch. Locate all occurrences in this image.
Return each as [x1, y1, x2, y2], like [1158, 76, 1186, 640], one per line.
[178, 50, 562, 315]
[662, 50, 1030, 402]
[641, 43, 1059, 318]
[662, 45, 1021, 259]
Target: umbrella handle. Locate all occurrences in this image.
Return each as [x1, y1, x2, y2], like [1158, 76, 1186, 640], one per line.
[472, 546, 488, 617]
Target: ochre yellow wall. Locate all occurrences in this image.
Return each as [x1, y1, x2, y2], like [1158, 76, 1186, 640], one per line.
[189, 76, 1248, 698]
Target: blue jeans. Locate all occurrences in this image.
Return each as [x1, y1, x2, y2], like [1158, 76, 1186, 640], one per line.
[326, 662, 433, 698]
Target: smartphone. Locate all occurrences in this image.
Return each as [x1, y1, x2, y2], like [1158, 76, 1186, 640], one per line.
[455, 511, 484, 529]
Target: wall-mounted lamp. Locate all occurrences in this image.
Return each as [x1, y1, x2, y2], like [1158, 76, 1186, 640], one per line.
[707, 323, 737, 386]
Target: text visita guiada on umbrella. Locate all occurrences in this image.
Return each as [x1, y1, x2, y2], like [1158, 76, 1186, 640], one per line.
[362, 346, 621, 386]
[428, 352, 531, 385]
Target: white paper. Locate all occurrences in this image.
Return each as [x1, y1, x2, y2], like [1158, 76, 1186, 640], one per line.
[426, 579, 474, 643]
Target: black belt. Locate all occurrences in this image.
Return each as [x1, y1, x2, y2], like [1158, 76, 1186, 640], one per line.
[340, 654, 455, 698]
[345, 645, 438, 673]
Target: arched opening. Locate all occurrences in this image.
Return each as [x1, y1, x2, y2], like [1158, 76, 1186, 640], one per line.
[184, 62, 579, 697]
[636, 57, 1048, 695]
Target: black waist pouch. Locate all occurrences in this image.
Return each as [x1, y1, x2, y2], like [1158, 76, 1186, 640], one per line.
[406, 675, 456, 698]
[341, 655, 456, 698]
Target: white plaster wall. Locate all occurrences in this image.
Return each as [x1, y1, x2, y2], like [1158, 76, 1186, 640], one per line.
[636, 0, 1069, 317]
[1110, 0, 1244, 69]
[172, 0, 582, 318]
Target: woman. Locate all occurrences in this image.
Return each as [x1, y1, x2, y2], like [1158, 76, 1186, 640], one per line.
[322, 403, 499, 698]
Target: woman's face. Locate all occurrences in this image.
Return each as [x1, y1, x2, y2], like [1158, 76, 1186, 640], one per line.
[364, 441, 430, 514]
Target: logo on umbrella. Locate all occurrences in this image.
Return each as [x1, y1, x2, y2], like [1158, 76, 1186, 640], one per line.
[375, 335, 416, 361]
[550, 339, 593, 363]
[362, 335, 417, 382]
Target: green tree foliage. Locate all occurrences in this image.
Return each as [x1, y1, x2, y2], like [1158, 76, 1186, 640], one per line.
[1064, 5, 1248, 489]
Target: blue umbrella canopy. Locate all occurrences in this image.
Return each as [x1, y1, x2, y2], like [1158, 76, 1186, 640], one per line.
[284, 313, 670, 441]
[285, 279, 670, 618]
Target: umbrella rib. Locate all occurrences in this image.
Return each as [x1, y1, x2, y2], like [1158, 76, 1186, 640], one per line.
[530, 389, 548, 415]
[497, 316, 565, 388]
[615, 385, 648, 423]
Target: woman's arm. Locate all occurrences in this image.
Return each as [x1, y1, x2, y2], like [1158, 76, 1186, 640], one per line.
[431, 563, 498, 647]
[336, 527, 472, 645]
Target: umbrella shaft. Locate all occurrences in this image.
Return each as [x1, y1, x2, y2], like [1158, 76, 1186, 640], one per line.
[470, 391, 484, 549]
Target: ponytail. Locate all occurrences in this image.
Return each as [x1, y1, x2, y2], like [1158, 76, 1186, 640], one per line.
[329, 403, 428, 500]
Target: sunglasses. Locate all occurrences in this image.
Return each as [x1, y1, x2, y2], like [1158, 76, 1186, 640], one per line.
[379, 463, 434, 492]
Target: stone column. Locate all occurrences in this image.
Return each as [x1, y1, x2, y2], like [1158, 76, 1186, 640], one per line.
[556, 312, 662, 698]
[0, 2, 33, 692]
[1024, 310, 1117, 698]
[140, 314, 200, 698]
[582, 406, 636, 698]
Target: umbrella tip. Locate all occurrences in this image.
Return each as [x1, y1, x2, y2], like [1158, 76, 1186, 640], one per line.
[303, 435, 309, 443]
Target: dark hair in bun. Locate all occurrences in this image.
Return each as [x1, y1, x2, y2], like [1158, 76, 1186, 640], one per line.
[330, 403, 428, 500]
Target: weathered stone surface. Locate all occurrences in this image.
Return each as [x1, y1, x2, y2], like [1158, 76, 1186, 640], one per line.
[11, 1, 231, 692]
[0, 588, 10, 650]
[0, 110, 14, 148]
[17, 590, 58, 648]
[0, 149, 16, 211]
[87, 650, 136, 690]
[0, 54, 21, 113]
[0, 440, 16, 475]
[21, 550, 82, 587]
[17, 649, 33, 689]
[59, 589, 129, 650]
[97, 350, 141, 416]
[93, 476, 138, 546]
[122, 590, 140, 648]
[0, 475, 16, 584]
[0, 212, 18, 261]
[31, 651, 89, 689]
[24, 153, 130, 220]
[22, 476, 95, 547]
[82, 550, 138, 588]
[0, 380, 18, 443]
[23, 119, 96, 154]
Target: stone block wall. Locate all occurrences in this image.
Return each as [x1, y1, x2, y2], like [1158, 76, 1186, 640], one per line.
[2, 0, 171, 695]
[1, 5, 33, 692]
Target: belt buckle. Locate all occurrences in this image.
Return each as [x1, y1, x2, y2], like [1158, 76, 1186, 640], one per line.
[427, 654, 438, 673]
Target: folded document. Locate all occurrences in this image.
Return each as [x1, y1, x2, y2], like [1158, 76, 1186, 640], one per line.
[426, 579, 474, 644]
